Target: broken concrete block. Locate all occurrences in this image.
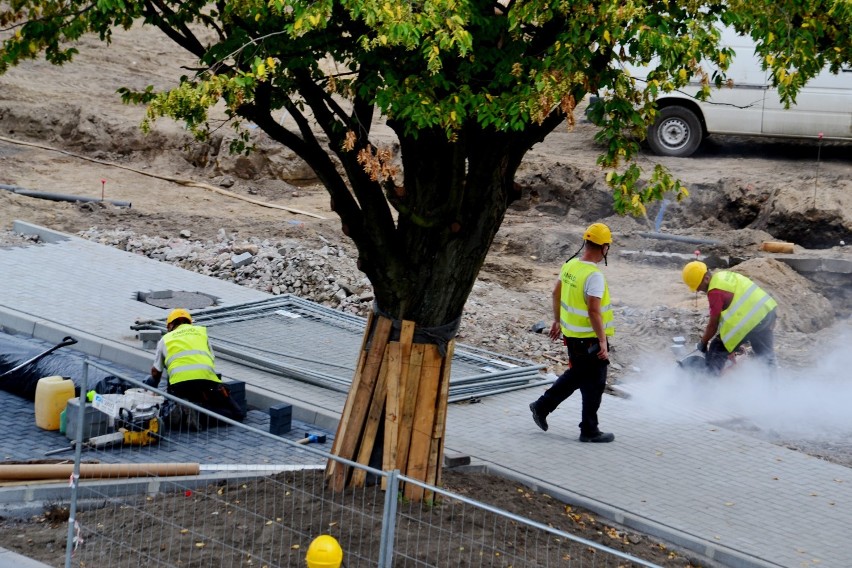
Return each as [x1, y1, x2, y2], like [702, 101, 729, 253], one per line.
[232, 251, 253, 268]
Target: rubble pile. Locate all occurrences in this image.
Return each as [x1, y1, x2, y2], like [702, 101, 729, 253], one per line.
[76, 228, 374, 315]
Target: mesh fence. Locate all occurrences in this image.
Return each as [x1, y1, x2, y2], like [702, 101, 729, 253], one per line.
[58, 360, 660, 568]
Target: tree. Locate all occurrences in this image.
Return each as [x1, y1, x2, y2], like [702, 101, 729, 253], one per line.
[3, 0, 850, 497]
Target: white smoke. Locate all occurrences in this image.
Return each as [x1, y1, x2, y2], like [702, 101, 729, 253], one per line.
[623, 323, 852, 441]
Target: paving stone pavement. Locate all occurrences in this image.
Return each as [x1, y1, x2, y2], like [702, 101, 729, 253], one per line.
[1, 221, 851, 568]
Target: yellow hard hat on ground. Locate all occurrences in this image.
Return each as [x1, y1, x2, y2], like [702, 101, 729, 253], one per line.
[166, 308, 192, 325]
[583, 223, 612, 246]
[305, 535, 343, 568]
[682, 261, 708, 292]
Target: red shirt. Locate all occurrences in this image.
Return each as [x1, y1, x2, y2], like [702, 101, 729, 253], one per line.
[708, 289, 735, 318]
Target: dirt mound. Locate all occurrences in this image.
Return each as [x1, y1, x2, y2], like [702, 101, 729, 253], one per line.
[733, 257, 834, 333]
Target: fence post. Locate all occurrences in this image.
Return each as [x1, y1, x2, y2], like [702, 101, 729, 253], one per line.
[377, 470, 400, 568]
[64, 357, 88, 568]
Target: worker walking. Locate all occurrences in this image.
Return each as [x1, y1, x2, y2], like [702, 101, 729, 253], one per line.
[305, 534, 343, 568]
[682, 261, 778, 374]
[151, 308, 245, 428]
[529, 223, 616, 443]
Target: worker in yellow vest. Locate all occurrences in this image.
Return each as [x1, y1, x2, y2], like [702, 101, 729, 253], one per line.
[151, 308, 245, 428]
[529, 223, 615, 443]
[682, 261, 778, 374]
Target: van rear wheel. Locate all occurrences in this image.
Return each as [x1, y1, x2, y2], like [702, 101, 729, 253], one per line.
[647, 106, 703, 157]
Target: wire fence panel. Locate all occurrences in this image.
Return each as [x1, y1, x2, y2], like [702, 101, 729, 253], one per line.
[63, 360, 660, 568]
[135, 296, 549, 401]
[390, 475, 662, 568]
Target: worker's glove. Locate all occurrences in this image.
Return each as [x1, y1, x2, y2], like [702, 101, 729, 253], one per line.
[696, 341, 708, 353]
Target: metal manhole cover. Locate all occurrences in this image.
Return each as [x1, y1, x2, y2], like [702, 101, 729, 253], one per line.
[138, 290, 218, 310]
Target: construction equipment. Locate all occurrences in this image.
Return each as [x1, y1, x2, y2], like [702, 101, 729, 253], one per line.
[46, 391, 164, 456]
[677, 343, 751, 378]
[297, 432, 327, 445]
[45, 416, 160, 456]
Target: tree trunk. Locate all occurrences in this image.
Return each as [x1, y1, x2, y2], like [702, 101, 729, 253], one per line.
[322, 126, 534, 500]
[325, 313, 454, 501]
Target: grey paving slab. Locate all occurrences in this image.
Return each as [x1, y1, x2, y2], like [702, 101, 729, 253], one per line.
[2, 221, 852, 568]
[0, 547, 53, 568]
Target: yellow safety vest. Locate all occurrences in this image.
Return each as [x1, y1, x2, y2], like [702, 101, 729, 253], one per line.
[709, 271, 777, 351]
[163, 325, 221, 385]
[559, 258, 615, 338]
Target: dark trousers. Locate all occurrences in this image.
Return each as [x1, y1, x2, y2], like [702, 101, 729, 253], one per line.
[168, 379, 246, 425]
[536, 337, 608, 436]
[706, 308, 777, 374]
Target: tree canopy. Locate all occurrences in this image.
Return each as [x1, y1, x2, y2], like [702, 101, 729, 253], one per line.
[2, 0, 851, 324]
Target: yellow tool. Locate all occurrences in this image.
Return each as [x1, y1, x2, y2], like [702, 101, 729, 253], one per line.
[45, 417, 160, 456]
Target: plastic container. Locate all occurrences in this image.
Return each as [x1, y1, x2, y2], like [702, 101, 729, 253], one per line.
[35, 376, 75, 431]
[59, 408, 67, 434]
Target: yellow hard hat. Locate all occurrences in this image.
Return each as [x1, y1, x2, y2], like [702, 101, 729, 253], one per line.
[305, 535, 343, 568]
[682, 261, 708, 292]
[166, 308, 192, 326]
[583, 223, 612, 246]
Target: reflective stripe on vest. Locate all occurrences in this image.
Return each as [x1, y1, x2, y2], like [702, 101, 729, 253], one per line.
[559, 258, 615, 338]
[709, 271, 778, 351]
[163, 325, 221, 385]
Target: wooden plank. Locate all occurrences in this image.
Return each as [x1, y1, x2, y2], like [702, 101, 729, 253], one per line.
[383, 342, 401, 461]
[330, 315, 392, 491]
[351, 345, 390, 487]
[326, 310, 374, 480]
[395, 342, 423, 477]
[403, 344, 442, 501]
[428, 339, 455, 495]
[382, 342, 401, 483]
[383, 320, 415, 490]
[326, 346, 368, 479]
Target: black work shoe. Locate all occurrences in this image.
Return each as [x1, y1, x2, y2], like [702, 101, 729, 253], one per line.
[579, 432, 615, 443]
[529, 402, 548, 432]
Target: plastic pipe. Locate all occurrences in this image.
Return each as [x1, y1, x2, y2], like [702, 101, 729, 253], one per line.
[637, 232, 721, 245]
[0, 184, 131, 208]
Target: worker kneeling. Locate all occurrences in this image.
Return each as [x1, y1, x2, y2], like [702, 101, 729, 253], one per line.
[682, 261, 778, 375]
[150, 308, 246, 429]
[306, 535, 343, 568]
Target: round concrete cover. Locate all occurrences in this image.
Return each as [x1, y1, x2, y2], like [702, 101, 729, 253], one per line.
[145, 291, 216, 310]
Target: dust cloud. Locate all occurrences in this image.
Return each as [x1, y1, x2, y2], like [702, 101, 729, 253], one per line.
[623, 324, 852, 442]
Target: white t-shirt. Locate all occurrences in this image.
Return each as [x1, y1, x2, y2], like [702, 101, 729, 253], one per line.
[579, 260, 606, 299]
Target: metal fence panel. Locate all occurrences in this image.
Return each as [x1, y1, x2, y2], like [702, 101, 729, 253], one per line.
[62, 361, 660, 568]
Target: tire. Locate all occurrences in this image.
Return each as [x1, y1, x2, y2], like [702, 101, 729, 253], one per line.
[647, 105, 703, 157]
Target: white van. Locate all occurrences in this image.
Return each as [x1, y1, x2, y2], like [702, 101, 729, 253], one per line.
[627, 28, 852, 157]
